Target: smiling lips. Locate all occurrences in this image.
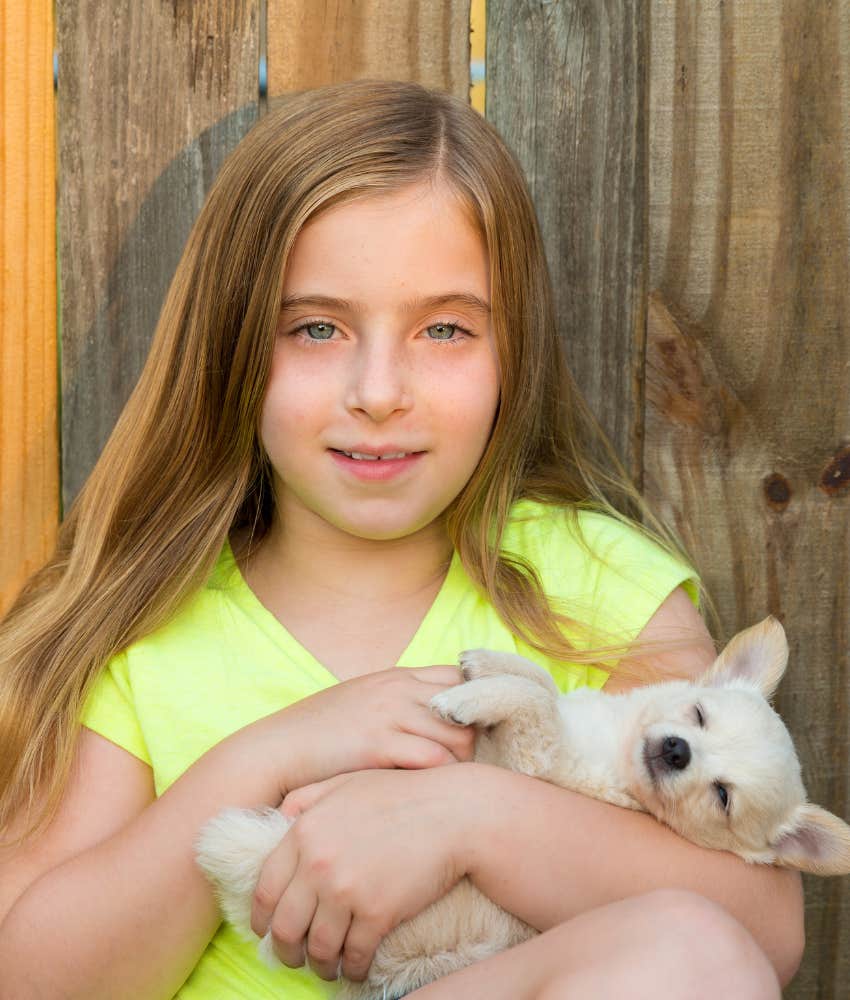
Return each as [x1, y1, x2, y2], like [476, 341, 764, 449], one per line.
[337, 449, 411, 461]
[329, 447, 425, 481]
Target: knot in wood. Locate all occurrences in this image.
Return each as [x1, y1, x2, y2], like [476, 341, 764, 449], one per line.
[763, 473, 792, 511]
[819, 446, 850, 496]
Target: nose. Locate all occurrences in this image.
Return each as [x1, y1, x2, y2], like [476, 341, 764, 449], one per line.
[661, 736, 691, 770]
[345, 337, 412, 421]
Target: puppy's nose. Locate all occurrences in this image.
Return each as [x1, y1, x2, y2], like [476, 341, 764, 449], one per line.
[661, 736, 691, 770]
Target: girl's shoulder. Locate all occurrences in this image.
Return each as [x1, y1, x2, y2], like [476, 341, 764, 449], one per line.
[503, 498, 695, 580]
[503, 498, 700, 642]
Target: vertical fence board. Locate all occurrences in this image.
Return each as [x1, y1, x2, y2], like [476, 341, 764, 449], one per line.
[487, 0, 647, 479]
[0, 0, 58, 613]
[267, 0, 471, 101]
[645, 3, 850, 996]
[56, 1, 261, 508]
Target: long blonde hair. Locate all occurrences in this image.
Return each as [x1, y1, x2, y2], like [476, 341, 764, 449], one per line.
[0, 79, 702, 841]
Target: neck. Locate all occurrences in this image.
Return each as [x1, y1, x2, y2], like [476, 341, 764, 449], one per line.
[241, 506, 454, 605]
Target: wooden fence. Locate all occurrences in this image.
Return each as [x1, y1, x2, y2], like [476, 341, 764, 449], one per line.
[1, 1, 848, 996]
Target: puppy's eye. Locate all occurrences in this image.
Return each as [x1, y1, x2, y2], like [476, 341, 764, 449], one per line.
[694, 704, 705, 728]
[714, 782, 730, 812]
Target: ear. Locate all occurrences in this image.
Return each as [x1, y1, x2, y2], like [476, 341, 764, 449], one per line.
[700, 616, 788, 700]
[769, 803, 850, 875]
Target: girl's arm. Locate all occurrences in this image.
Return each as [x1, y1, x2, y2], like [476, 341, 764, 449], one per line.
[0, 726, 281, 999]
[461, 764, 804, 988]
[0, 666, 473, 1000]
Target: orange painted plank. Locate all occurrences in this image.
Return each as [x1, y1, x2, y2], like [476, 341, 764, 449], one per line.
[0, 0, 59, 614]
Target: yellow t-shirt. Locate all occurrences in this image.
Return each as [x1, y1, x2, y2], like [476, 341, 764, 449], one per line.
[81, 500, 699, 998]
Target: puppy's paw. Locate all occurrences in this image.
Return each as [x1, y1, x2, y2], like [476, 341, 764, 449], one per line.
[431, 684, 478, 726]
[459, 649, 558, 694]
[458, 648, 510, 681]
[431, 678, 509, 728]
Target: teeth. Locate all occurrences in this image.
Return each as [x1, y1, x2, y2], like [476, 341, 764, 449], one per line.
[343, 451, 409, 461]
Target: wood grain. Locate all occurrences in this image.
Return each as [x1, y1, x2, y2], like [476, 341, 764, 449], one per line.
[0, 0, 59, 613]
[645, 3, 850, 995]
[267, 0, 471, 100]
[486, 0, 648, 480]
[55, 1, 260, 507]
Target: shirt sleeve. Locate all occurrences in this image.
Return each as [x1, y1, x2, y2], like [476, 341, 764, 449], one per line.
[507, 504, 701, 691]
[80, 651, 152, 765]
[570, 509, 701, 641]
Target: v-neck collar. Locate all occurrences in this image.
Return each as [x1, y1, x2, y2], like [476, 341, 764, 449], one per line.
[217, 539, 468, 685]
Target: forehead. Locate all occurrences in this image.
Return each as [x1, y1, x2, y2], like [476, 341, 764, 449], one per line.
[282, 182, 490, 306]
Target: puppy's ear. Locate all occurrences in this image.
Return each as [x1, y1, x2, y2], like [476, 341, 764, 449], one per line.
[768, 803, 850, 876]
[699, 616, 788, 700]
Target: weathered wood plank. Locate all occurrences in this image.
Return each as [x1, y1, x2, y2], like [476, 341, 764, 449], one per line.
[267, 0, 471, 101]
[486, 0, 648, 480]
[55, 1, 261, 507]
[645, 3, 850, 996]
[0, 0, 59, 613]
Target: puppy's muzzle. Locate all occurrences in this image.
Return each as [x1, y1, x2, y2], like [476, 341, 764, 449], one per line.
[660, 736, 691, 771]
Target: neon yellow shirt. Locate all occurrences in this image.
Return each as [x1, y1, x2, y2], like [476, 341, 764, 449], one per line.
[81, 500, 699, 998]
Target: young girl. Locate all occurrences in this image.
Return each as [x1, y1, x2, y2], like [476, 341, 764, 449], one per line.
[0, 79, 801, 999]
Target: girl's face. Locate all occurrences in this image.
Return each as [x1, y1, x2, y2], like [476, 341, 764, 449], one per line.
[261, 180, 500, 543]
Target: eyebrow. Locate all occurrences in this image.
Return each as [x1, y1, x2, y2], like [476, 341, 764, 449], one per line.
[280, 292, 491, 316]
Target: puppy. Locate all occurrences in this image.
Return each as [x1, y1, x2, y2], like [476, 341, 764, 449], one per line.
[196, 617, 850, 999]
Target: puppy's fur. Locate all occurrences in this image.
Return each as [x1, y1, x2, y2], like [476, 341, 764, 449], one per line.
[196, 617, 850, 999]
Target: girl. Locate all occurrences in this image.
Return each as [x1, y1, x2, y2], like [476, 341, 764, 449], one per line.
[0, 79, 800, 999]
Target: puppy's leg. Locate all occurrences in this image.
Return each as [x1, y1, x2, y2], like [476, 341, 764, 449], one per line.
[432, 676, 561, 777]
[459, 648, 558, 695]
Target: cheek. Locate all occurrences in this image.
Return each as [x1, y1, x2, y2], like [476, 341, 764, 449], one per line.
[260, 360, 330, 437]
[425, 354, 500, 441]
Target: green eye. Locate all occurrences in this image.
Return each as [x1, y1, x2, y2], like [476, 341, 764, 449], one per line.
[427, 323, 458, 340]
[303, 322, 335, 340]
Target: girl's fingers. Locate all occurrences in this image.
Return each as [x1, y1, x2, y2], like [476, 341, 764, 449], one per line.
[250, 834, 299, 938]
[407, 665, 464, 686]
[341, 914, 386, 983]
[282, 774, 355, 818]
[402, 718, 475, 763]
[386, 732, 463, 769]
[306, 899, 353, 981]
[268, 879, 319, 968]
[400, 713, 476, 762]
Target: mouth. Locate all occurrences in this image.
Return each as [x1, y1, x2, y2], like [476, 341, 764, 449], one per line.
[331, 449, 421, 461]
[328, 447, 426, 481]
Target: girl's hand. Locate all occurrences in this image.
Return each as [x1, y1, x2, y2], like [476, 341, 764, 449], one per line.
[250, 765, 481, 982]
[251, 666, 475, 793]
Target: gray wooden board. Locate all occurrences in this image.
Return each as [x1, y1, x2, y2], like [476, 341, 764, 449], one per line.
[645, 3, 850, 996]
[487, 0, 648, 482]
[56, 1, 260, 509]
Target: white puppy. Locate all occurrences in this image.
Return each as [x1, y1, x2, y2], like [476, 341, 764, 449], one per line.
[196, 617, 850, 999]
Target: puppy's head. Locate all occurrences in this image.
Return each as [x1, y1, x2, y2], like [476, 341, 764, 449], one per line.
[625, 617, 850, 875]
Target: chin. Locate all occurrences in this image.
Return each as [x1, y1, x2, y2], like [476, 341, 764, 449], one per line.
[330, 512, 439, 543]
